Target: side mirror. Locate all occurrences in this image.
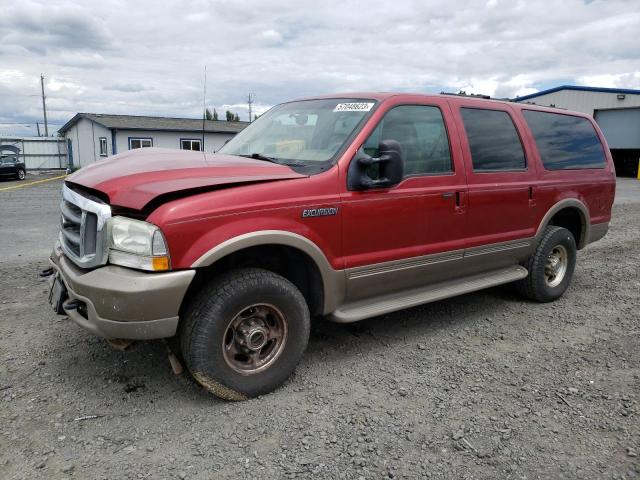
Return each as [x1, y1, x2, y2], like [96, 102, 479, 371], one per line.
[347, 139, 404, 191]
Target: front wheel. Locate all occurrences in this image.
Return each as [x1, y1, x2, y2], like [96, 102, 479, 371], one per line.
[517, 226, 577, 302]
[180, 268, 310, 400]
[17, 169, 25, 180]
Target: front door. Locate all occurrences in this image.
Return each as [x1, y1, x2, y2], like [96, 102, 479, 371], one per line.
[340, 99, 468, 302]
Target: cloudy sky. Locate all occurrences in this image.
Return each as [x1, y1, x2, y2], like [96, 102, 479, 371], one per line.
[1, 0, 638, 136]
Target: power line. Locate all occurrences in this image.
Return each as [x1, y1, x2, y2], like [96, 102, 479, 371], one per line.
[0, 122, 62, 125]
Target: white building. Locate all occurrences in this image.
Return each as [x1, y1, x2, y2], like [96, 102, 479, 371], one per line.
[515, 85, 640, 176]
[59, 113, 248, 168]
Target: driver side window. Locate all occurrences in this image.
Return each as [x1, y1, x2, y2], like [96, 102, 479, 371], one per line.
[363, 105, 453, 177]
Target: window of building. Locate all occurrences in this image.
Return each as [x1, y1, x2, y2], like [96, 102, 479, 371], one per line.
[180, 139, 202, 151]
[129, 138, 153, 149]
[362, 105, 453, 176]
[99, 137, 108, 156]
[460, 108, 526, 172]
[522, 110, 606, 170]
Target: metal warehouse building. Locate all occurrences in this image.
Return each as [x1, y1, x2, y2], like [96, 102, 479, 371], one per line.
[0, 136, 67, 170]
[59, 114, 249, 168]
[515, 85, 640, 176]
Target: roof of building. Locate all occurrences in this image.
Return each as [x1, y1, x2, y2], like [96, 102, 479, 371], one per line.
[515, 85, 640, 102]
[59, 113, 249, 135]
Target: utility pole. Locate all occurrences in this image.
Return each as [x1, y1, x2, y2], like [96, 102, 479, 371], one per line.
[36, 122, 41, 137]
[247, 93, 253, 122]
[40, 75, 49, 137]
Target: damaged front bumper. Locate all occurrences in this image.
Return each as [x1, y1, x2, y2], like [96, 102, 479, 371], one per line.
[49, 243, 195, 340]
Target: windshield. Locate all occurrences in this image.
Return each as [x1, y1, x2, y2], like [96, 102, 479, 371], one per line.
[218, 98, 377, 172]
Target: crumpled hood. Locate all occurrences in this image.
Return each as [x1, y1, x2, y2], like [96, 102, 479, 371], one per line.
[66, 148, 306, 210]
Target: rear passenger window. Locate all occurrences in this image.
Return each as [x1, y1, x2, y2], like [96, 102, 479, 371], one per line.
[460, 108, 526, 172]
[522, 110, 606, 170]
[363, 105, 452, 176]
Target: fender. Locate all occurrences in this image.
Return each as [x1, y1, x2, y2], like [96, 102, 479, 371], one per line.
[535, 198, 590, 249]
[191, 230, 345, 314]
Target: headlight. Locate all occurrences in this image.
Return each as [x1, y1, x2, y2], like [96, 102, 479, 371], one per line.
[108, 216, 170, 271]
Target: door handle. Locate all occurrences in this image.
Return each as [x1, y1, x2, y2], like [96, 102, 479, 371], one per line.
[454, 191, 465, 214]
[528, 186, 536, 207]
[442, 191, 465, 213]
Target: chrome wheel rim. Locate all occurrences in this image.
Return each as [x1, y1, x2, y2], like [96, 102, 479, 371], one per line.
[18, 170, 25, 179]
[222, 304, 288, 375]
[544, 245, 568, 288]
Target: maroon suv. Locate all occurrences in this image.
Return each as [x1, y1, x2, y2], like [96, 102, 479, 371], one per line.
[48, 93, 615, 399]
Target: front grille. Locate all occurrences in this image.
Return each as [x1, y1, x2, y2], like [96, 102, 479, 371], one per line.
[59, 185, 111, 269]
[60, 200, 82, 256]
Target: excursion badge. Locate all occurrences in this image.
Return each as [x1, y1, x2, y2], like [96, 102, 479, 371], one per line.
[301, 207, 339, 218]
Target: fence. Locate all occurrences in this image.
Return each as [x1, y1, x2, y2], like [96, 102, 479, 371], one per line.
[0, 137, 67, 170]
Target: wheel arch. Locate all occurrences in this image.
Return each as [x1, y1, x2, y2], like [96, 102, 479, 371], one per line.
[188, 231, 344, 316]
[536, 199, 590, 249]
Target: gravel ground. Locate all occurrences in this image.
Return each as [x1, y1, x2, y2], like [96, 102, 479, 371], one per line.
[1, 177, 639, 479]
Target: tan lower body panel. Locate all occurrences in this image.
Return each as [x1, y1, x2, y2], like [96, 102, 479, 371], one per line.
[329, 265, 528, 323]
[462, 239, 533, 277]
[344, 238, 533, 303]
[587, 222, 609, 245]
[345, 248, 465, 302]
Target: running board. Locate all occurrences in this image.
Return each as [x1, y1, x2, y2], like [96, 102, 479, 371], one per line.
[329, 265, 528, 323]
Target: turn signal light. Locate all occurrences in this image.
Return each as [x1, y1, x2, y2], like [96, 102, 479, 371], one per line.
[152, 256, 170, 271]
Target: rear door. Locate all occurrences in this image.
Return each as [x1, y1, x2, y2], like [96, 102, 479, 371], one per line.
[450, 100, 538, 273]
[340, 97, 468, 301]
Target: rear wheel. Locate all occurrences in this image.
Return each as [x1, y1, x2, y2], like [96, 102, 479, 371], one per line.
[180, 268, 310, 400]
[17, 169, 25, 180]
[517, 226, 576, 302]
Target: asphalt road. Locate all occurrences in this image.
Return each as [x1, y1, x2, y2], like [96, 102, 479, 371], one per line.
[1, 175, 638, 479]
[0, 172, 66, 264]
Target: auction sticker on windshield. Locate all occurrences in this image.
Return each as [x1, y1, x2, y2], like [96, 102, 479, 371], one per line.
[333, 102, 375, 112]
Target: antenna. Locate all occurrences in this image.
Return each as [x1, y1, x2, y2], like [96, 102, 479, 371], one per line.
[40, 75, 49, 136]
[201, 65, 207, 151]
[247, 93, 253, 122]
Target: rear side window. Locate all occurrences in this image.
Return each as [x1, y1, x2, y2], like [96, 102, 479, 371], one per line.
[522, 110, 606, 170]
[460, 108, 526, 172]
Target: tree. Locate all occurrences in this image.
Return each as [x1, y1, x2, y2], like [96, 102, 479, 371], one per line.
[213, 108, 219, 121]
[225, 110, 241, 122]
[205, 108, 214, 121]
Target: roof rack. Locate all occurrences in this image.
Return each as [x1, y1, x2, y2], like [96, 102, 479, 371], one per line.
[440, 91, 491, 100]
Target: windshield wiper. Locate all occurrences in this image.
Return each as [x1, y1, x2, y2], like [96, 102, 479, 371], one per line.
[238, 152, 280, 163]
[241, 153, 305, 168]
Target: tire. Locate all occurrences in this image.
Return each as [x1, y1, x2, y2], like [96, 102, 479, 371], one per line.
[180, 268, 310, 400]
[517, 226, 576, 303]
[17, 169, 26, 180]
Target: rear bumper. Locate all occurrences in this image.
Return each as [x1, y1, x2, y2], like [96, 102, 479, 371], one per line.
[50, 243, 195, 340]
